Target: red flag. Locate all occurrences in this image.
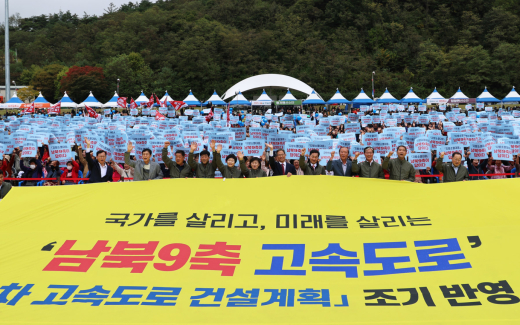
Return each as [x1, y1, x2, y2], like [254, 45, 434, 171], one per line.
[129, 98, 138, 109]
[146, 95, 155, 108]
[227, 103, 230, 127]
[155, 94, 162, 106]
[155, 111, 166, 121]
[48, 102, 61, 115]
[23, 102, 35, 114]
[117, 97, 127, 108]
[85, 105, 99, 118]
[205, 109, 214, 122]
[169, 101, 188, 111]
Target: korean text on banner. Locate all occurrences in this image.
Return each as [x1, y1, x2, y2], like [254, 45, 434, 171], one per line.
[0, 178, 519, 325]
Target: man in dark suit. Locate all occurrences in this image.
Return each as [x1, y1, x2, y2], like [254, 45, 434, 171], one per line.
[83, 137, 114, 183]
[266, 143, 296, 176]
[326, 146, 352, 176]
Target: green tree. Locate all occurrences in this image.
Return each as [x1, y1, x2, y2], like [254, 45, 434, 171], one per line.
[29, 64, 66, 102]
[103, 52, 154, 99]
[59, 66, 111, 103]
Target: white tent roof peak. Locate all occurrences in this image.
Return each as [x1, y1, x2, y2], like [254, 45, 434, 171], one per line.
[427, 87, 446, 99]
[450, 87, 469, 99]
[256, 89, 273, 102]
[280, 89, 297, 101]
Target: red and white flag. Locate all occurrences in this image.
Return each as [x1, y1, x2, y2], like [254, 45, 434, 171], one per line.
[85, 105, 99, 118]
[48, 102, 61, 115]
[155, 111, 166, 121]
[161, 98, 168, 108]
[146, 95, 155, 108]
[117, 97, 127, 108]
[129, 98, 138, 109]
[22, 102, 35, 114]
[169, 101, 188, 111]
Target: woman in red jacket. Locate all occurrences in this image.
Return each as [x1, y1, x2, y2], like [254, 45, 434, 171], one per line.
[61, 160, 80, 185]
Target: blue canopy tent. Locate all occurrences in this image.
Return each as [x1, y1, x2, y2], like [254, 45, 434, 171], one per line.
[229, 91, 251, 106]
[476, 87, 501, 103]
[351, 88, 375, 105]
[502, 87, 520, 102]
[203, 90, 227, 106]
[79, 91, 103, 107]
[135, 91, 149, 105]
[400, 88, 425, 103]
[303, 90, 326, 105]
[326, 88, 350, 105]
[160, 91, 174, 107]
[182, 90, 202, 106]
[103, 91, 120, 108]
[426, 87, 446, 100]
[376, 88, 400, 103]
[33, 92, 50, 104]
[0, 92, 24, 108]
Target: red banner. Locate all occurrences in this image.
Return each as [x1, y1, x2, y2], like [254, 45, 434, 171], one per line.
[129, 98, 138, 109]
[169, 101, 188, 111]
[48, 102, 61, 115]
[155, 111, 166, 121]
[117, 97, 127, 108]
[22, 103, 35, 114]
[85, 105, 99, 118]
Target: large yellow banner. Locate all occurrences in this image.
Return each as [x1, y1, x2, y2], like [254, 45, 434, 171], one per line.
[0, 177, 519, 324]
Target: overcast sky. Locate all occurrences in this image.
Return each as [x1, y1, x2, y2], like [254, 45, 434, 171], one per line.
[0, 0, 143, 21]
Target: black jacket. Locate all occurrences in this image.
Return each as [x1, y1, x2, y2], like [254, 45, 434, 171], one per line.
[268, 154, 296, 176]
[466, 158, 487, 180]
[86, 151, 113, 183]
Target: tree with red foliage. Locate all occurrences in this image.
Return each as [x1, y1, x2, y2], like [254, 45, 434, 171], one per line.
[59, 66, 111, 103]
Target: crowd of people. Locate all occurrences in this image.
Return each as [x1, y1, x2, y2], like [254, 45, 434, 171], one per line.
[1, 103, 519, 201]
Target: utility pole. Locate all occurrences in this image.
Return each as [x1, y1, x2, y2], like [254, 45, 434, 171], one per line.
[5, 0, 10, 102]
[371, 71, 375, 100]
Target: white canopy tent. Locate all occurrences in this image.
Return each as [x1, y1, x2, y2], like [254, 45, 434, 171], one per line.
[203, 90, 227, 106]
[182, 90, 202, 106]
[78, 91, 103, 107]
[450, 87, 469, 99]
[279, 89, 298, 101]
[476, 87, 501, 103]
[135, 91, 149, 105]
[222, 74, 317, 100]
[0, 92, 24, 108]
[426, 87, 446, 100]
[103, 92, 120, 108]
[376, 88, 400, 103]
[502, 86, 520, 102]
[252, 89, 273, 106]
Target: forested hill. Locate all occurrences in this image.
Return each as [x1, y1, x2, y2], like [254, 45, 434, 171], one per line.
[2, 0, 520, 103]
